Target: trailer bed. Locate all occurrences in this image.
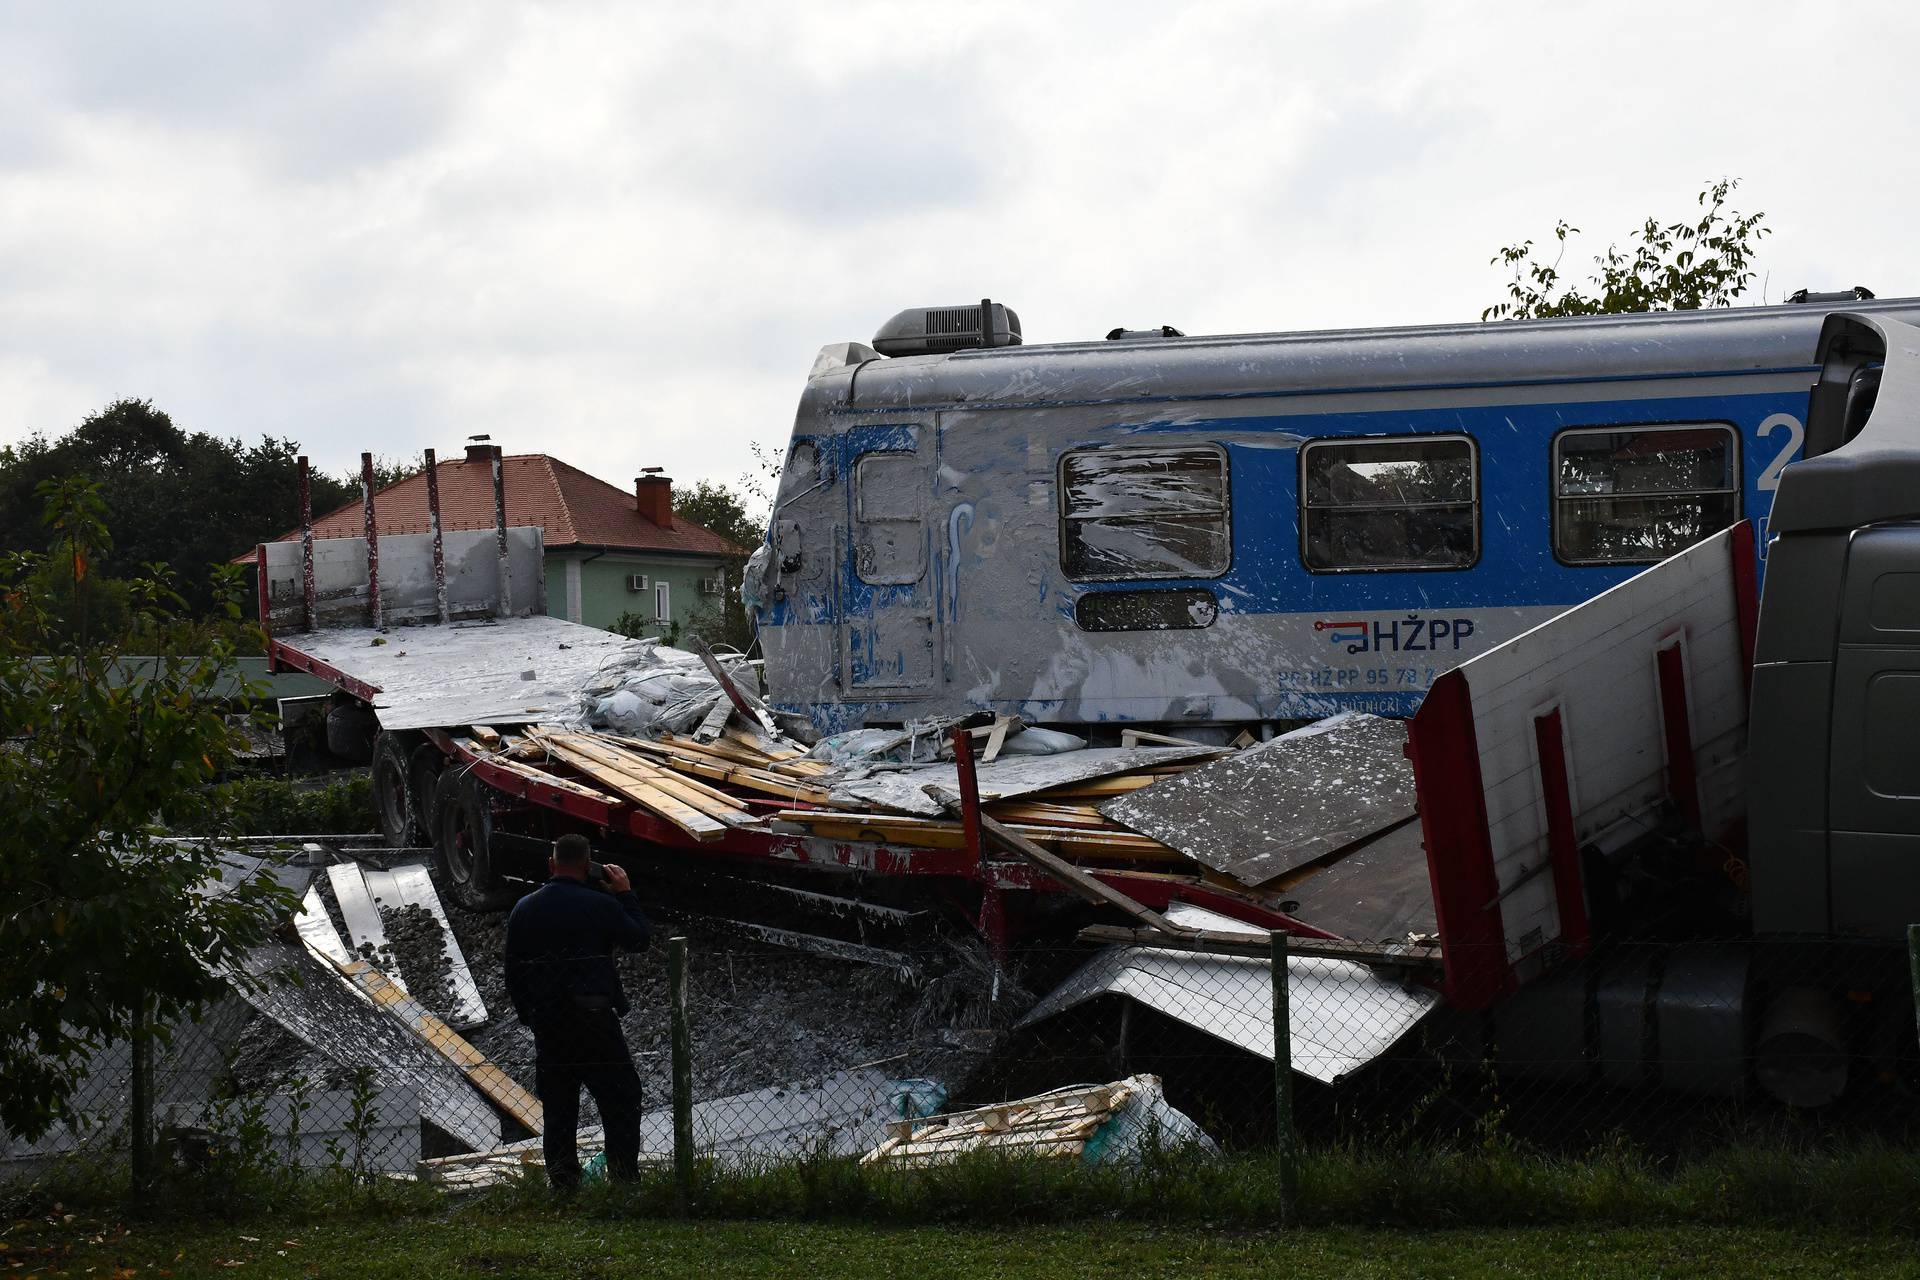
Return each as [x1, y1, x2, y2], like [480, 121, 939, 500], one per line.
[269, 615, 647, 731]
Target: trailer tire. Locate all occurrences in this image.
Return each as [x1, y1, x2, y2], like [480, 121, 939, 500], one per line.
[371, 732, 419, 848]
[408, 743, 447, 841]
[324, 699, 379, 765]
[433, 767, 518, 912]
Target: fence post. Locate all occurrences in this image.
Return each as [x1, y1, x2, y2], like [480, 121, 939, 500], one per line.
[1270, 930, 1297, 1222]
[668, 935, 694, 1205]
[129, 991, 154, 1199]
[1909, 924, 1920, 1054]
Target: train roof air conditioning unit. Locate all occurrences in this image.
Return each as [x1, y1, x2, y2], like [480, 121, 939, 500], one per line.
[872, 299, 1021, 356]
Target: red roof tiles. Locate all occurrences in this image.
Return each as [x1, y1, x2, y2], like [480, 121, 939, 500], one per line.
[273, 454, 747, 558]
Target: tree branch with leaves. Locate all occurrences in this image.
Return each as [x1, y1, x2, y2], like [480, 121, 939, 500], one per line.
[0, 477, 299, 1143]
[1483, 179, 1769, 321]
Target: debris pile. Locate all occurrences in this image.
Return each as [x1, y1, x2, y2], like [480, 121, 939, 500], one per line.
[861, 1074, 1214, 1169]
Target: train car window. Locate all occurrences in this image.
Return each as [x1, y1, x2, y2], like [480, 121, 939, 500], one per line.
[1300, 435, 1477, 572]
[853, 452, 925, 584]
[1059, 445, 1230, 580]
[1553, 424, 1738, 565]
[1075, 588, 1219, 632]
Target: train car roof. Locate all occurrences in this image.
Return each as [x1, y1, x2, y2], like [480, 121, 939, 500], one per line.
[816, 297, 1920, 414]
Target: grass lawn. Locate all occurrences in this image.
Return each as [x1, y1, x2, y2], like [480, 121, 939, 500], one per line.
[6, 1214, 1918, 1279]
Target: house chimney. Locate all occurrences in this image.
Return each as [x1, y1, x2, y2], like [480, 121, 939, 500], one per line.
[635, 473, 672, 527]
[465, 443, 494, 463]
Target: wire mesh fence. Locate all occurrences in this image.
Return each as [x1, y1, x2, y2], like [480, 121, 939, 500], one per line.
[6, 921, 1919, 1203]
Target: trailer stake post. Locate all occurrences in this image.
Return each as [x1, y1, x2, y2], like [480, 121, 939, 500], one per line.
[492, 445, 511, 618]
[1271, 929, 1297, 1222]
[669, 934, 694, 1205]
[424, 447, 448, 624]
[298, 454, 316, 632]
[360, 451, 383, 631]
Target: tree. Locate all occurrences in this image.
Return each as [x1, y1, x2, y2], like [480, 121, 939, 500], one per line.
[675, 479, 763, 553]
[1483, 179, 1769, 321]
[0, 400, 357, 622]
[0, 478, 298, 1142]
[336, 453, 418, 493]
[672, 479, 764, 653]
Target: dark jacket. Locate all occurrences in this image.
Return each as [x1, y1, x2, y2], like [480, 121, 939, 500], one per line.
[503, 877, 651, 1025]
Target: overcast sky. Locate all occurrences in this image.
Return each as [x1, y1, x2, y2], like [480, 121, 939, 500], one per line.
[1, 0, 1914, 499]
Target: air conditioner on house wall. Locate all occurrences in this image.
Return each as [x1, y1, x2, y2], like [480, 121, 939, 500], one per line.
[627, 574, 648, 592]
[700, 575, 725, 595]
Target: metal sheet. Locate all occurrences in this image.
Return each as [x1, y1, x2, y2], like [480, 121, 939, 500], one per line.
[1020, 939, 1440, 1085]
[827, 745, 1220, 817]
[328, 862, 397, 982]
[1100, 713, 1413, 886]
[273, 614, 653, 731]
[388, 864, 489, 1027]
[1273, 820, 1437, 943]
[226, 936, 500, 1152]
[294, 887, 353, 966]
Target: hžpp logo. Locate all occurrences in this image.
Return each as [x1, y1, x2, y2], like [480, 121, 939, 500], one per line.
[1314, 615, 1475, 655]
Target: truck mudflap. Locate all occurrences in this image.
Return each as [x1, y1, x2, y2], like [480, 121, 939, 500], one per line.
[1408, 521, 1760, 1009]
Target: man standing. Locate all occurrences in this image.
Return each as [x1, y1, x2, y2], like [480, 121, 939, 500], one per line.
[503, 834, 651, 1189]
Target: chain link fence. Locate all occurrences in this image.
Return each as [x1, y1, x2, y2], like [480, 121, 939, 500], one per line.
[8, 893, 1919, 1205]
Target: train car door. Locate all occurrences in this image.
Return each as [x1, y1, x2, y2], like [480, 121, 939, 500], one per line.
[839, 426, 941, 699]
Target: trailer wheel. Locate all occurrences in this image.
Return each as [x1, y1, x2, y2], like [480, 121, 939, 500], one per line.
[370, 732, 418, 848]
[407, 743, 447, 840]
[433, 768, 518, 912]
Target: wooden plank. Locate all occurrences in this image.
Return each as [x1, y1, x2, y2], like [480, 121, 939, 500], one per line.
[481, 750, 629, 805]
[927, 789, 1176, 933]
[723, 724, 805, 761]
[529, 735, 726, 841]
[1119, 728, 1208, 748]
[322, 949, 543, 1133]
[691, 696, 732, 743]
[540, 732, 755, 824]
[1028, 776, 1162, 799]
[615, 736, 830, 801]
[1075, 923, 1443, 970]
[389, 864, 489, 1027]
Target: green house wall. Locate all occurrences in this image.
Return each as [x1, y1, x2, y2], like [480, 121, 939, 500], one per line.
[545, 550, 727, 635]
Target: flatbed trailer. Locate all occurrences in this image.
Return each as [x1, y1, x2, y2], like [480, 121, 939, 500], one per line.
[250, 471, 1325, 950]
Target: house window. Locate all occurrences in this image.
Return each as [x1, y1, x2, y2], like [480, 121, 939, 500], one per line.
[1059, 445, 1230, 580]
[1553, 424, 1739, 564]
[654, 580, 671, 621]
[1301, 435, 1477, 571]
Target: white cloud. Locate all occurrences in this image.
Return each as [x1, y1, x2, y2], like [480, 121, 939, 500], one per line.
[1, 0, 1916, 497]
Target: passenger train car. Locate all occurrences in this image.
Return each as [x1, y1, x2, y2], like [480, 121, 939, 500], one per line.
[747, 295, 1920, 736]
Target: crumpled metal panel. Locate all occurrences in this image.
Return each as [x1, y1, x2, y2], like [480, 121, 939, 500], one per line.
[1100, 713, 1413, 888]
[1021, 943, 1440, 1085]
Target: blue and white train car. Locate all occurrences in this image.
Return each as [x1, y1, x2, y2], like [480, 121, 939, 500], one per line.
[747, 296, 1920, 737]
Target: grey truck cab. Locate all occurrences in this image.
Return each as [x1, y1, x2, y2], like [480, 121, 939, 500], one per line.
[1750, 313, 1920, 938]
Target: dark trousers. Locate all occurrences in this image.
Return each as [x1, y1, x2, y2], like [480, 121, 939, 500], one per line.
[532, 1010, 643, 1188]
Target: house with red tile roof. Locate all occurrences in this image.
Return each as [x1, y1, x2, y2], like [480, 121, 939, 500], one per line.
[267, 444, 751, 633]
